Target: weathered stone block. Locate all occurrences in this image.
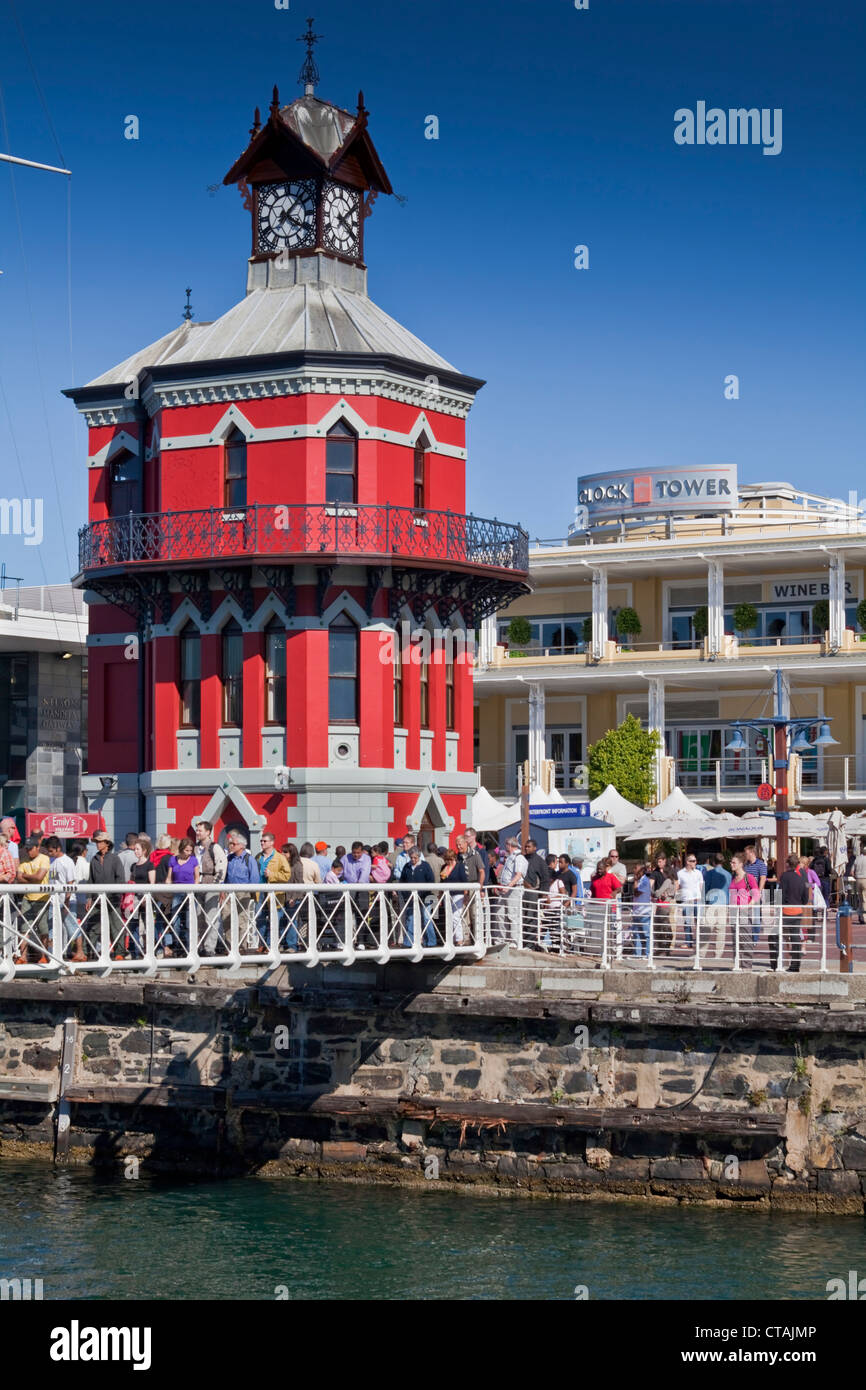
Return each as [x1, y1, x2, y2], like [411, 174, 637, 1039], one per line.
[440, 1047, 478, 1065]
[607, 1156, 650, 1180]
[454, 1068, 481, 1090]
[651, 1158, 706, 1181]
[353, 1068, 402, 1090]
[497, 1154, 530, 1178]
[562, 1070, 595, 1094]
[81, 1033, 111, 1058]
[816, 1169, 861, 1195]
[121, 1031, 152, 1054]
[389, 1041, 409, 1061]
[321, 1140, 367, 1163]
[841, 1134, 866, 1170]
[21, 1047, 60, 1072]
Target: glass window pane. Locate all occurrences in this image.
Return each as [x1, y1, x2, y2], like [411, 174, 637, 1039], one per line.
[329, 678, 356, 721]
[222, 631, 243, 677]
[329, 629, 357, 676]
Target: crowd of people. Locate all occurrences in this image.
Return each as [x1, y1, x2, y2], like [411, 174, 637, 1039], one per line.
[2, 811, 864, 971]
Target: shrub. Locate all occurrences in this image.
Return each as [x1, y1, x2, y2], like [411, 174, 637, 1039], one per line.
[615, 606, 642, 638]
[692, 605, 709, 640]
[506, 616, 531, 648]
[582, 616, 593, 645]
[732, 602, 758, 635]
[811, 599, 830, 633]
[857, 598, 866, 632]
[587, 714, 660, 806]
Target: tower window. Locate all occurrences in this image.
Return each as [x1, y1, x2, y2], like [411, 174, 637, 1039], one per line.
[326, 420, 357, 505]
[413, 435, 429, 510]
[445, 655, 455, 730]
[109, 449, 141, 517]
[264, 618, 286, 725]
[224, 429, 247, 509]
[221, 620, 243, 726]
[419, 645, 430, 728]
[179, 624, 201, 728]
[393, 638, 403, 726]
[328, 615, 358, 722]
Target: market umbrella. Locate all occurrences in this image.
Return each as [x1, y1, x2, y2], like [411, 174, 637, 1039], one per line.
[469, 786, 517, 834]
[694, 812, 766, 841]
[826, 808, 848, 876]
[590, 784, 643, 830]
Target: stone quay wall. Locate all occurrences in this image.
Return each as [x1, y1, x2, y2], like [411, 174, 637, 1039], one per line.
[1, 951, 865, 1212]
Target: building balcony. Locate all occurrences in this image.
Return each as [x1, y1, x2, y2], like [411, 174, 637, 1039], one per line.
[77, 503, 529, 582]
[485, 629, 866, 671]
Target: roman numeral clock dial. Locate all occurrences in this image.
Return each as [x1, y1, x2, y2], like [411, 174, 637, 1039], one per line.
[322, 181, 360, 257]
[256, 180, 316, 252]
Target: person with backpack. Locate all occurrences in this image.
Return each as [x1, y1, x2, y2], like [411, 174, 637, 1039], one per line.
[255, 832, 292, 951]
[729, 854, 759, 969]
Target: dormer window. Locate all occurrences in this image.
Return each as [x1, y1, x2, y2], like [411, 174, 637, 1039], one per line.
[224, 429, 247, 509]
[108, 449, 140, 517]
[326, 420, 357, 505]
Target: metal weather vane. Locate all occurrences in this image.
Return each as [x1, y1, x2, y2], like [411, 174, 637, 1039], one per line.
[297, 17, 322, 93]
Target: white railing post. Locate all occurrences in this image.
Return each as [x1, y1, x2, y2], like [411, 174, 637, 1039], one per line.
[600, 903, 610, 968]
[374, 888, 389, 964]
[186, 888, 201, 969]
[143, 893, 156, 972]
[715, 759, 722, 801]
[776, 904, 784, 971]
[693, 906, 702, 971]
[51, 890, 63, 964]
[411, 889, 422, 961]
[732, 907, 741, 972]
[1, 892, 14, 979]
[648, 903, 655, 970]
[843, 756, 850, 800]
[99, 893, 111, 967]
[227, 892, 241, 968]
[820, 908, 828, 973]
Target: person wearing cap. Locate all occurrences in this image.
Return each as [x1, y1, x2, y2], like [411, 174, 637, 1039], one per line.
[15, 836, 51, 963]
[313, 841, 332, 879]
[87, 834, 127, 957]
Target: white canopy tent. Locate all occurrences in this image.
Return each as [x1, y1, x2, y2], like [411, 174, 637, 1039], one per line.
[620, 788, 717, 841]
[468, 786, 516, 834]
[590, 784, 643, 832]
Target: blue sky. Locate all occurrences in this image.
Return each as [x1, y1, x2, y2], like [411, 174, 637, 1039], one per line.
[0, 0, 863, 584]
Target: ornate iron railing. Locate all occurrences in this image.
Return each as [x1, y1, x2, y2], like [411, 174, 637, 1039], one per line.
[78, 504, 529, 575]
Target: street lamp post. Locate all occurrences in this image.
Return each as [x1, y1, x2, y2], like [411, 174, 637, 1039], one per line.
[725, 668, 838, 863]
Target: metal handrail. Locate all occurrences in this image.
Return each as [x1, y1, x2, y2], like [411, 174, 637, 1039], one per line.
[78, 504, 530, 575]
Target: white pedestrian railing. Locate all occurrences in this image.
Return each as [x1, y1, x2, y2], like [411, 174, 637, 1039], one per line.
[515, 889, 854, 971]
[0, 883, 857, 979]
[0, 883, 489, 980]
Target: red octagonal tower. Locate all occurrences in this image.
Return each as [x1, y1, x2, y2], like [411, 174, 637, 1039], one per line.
[67, 73, 529, 852]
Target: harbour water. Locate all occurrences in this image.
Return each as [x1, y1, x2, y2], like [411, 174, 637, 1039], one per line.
[0, 1161, 863, 1300]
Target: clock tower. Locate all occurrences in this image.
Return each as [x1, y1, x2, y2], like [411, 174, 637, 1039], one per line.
[67, 32, 529, 853]
[224, 21, 390, 282]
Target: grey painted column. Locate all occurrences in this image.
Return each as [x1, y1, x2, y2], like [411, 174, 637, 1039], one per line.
[828, 553, 846, 651]
[647, 677, 666, 800]
[478, 613, 497, 668]
[591, 568, 608, 660]
[528, 682, 546, 791]
[707, 559, 725, 656]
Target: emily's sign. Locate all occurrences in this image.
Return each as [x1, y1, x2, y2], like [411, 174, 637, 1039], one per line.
[577, 466, 737, 519]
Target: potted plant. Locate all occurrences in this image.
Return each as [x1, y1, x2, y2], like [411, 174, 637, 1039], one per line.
[857, 598, 866, 640]
[732, 602, 758, 643]
[811, 599, 830, 640]
[506, 615, 532, 656]
[692, 605, 709, 645]
[582, 616, 593, 649]
[615, 607, 642, 650]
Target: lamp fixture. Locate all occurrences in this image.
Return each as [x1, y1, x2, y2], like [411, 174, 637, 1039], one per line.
[812, 722, 838, 747]
[791, 729, 814, 755]
[725, 727, 747, 753]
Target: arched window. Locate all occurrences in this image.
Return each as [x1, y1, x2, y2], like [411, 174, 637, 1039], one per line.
[224, 429, 247, 509]
[326, 420, 357, 505]
[109, 449, 141, 517]
[419, 645, 430, 728]
[445, 654, 455, 730]
[329, 615, 358, 722]
[264, 617, 286, 725]
[413, 434, 429, 511]
[221, 620, 243, 726]
[393, 637, 403, 726]
[179, 623, 201, 728]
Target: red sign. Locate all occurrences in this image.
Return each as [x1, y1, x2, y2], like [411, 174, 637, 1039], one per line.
[26, 812, 104, 839]
[756, 783, 774, 803]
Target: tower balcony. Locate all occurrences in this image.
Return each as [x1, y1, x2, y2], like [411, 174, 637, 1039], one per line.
[78, 502, 528, 579]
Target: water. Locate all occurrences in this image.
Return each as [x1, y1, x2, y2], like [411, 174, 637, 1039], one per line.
[0, 1161, 863, 1300]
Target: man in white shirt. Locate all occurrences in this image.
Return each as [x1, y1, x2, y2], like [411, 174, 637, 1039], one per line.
[1, 819, 19, 862]
[607, 847, 627, 888]
[43, 835, 80, 953]
[676, 853, 704, 951]
[117, 832, 139, 879]
[495, 837, 528, 947]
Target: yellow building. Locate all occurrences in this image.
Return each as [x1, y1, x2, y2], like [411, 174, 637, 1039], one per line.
[475, 471, 866, 810]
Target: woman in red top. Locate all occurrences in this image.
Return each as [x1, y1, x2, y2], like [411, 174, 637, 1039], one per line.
[589, 857, 623, 900]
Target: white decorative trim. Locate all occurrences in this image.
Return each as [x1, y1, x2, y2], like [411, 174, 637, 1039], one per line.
[140, 369, 475, 422]
[87, 429, 140, 470]
[158, 397, 467, 459]
[321, 589, 368, 629]
[145, 420, 161, 462]
[82, 406, 140, 428]
[206, 594, 248, 634]
[406, 783, 454, 835]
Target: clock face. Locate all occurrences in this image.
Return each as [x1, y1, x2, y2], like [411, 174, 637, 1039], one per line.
[322, 182, 361, 257]
[256, 180, 316, 252]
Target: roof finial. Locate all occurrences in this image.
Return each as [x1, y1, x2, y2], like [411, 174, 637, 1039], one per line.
[182, 288, 193, 322]
[357, 90, 368, 120]
[269, 85, 280, 119]
[250, 106, 261, 138]
[297, 16, 322, 96]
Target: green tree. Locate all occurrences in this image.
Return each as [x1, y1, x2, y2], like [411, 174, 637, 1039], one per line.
[811, 599, 830, 633]
[857, 598, 866, 633]
[615, 607, 642, 638]
[692, 605, 709, 640]
[506, 616, 531, 648]
[732, 602, 758, 635]
[587, 714, 661, 806]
